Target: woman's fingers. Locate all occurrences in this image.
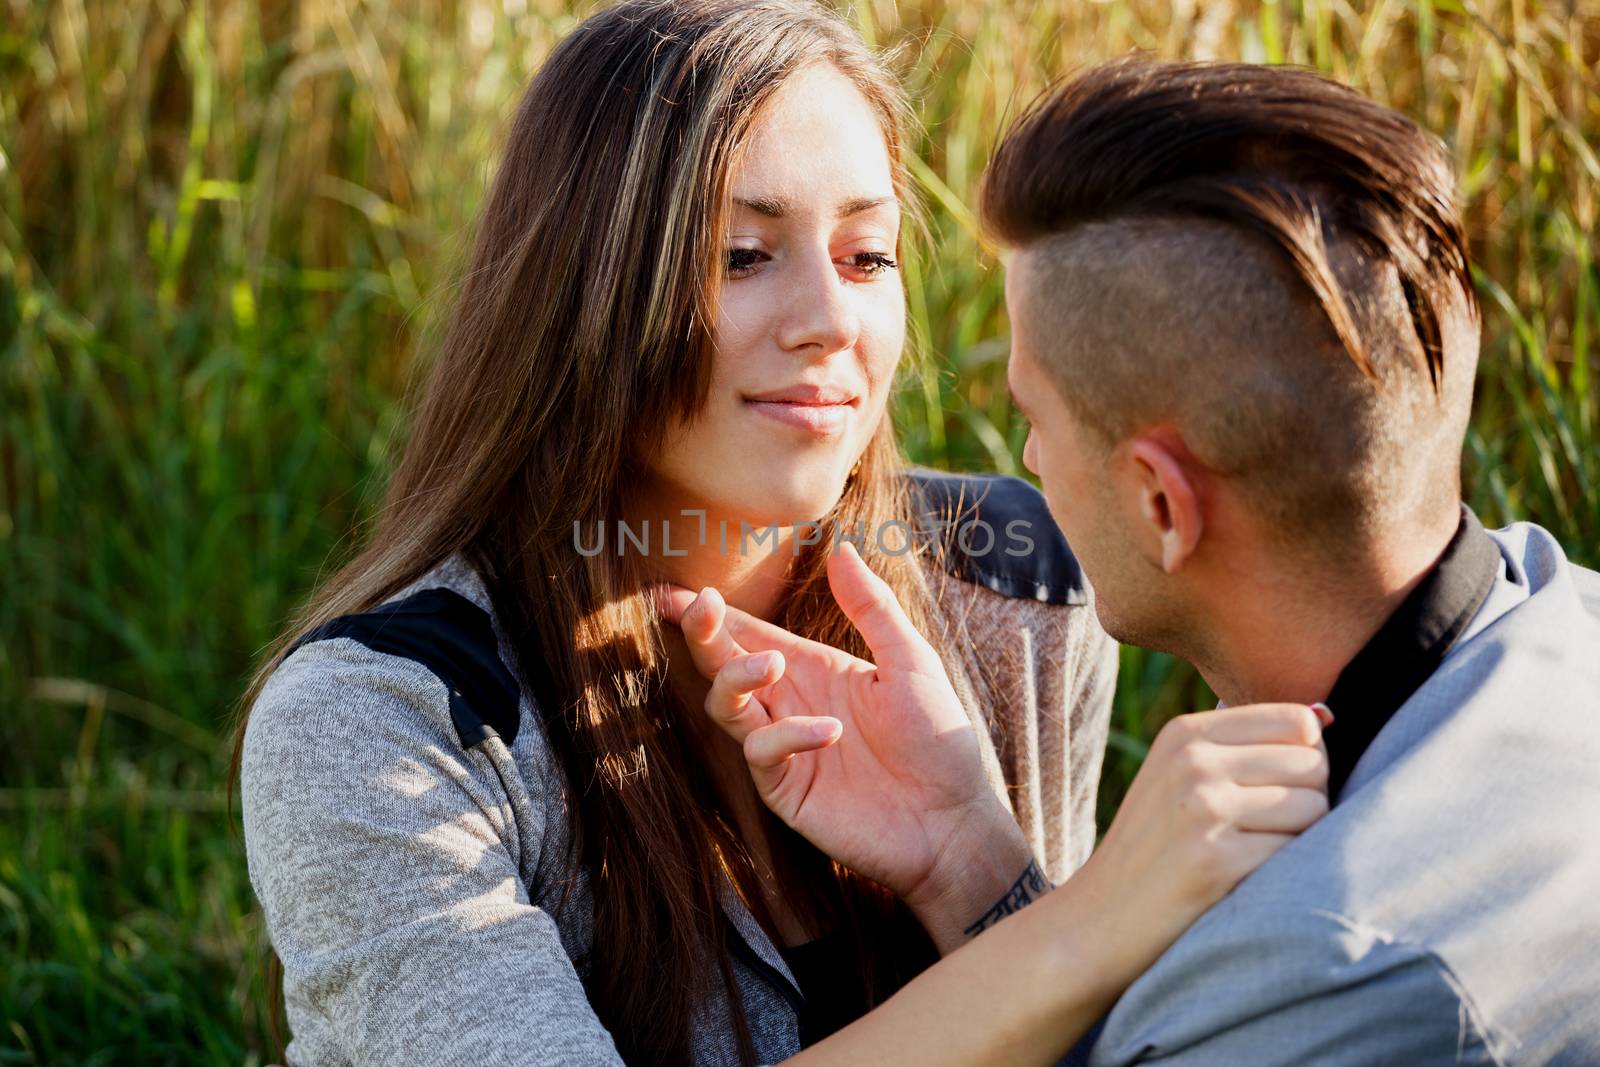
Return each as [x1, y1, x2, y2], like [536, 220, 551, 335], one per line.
[670, 583, 856, 671]
[1309, 710, 1331, 787]
[678, 586, 745, 680]
[705, 651, 785, 743]
[1229, 784, 1330, 834]
[716, 600, 835, 661]
[652, 583, 700, 626]
[743, 716, 843, 774]
[825, 541, 933, 673]
[1162, 703, 1326, 750]
[1213, 742, 1330, 791]
[1218, 831, 1299, 885]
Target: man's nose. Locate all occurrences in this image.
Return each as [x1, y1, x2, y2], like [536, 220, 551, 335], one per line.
[1022, 427, 1040, 475]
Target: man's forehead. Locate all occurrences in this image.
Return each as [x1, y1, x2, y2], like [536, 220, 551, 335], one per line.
[1002, 248, 1073, 407]
[1003, 243, 1047, 296]
[1006, 232, 1116, 333]
[1003, 313, 1043, 399]
[1002, 246, 1053, 329]
[1004, 241, 1094, 370]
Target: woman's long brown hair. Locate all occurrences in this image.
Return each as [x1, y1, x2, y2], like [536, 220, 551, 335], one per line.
[230, 1, 944, 1062]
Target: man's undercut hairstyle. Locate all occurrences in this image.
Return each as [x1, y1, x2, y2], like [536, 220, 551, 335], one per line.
[982, 61, 1482, 545]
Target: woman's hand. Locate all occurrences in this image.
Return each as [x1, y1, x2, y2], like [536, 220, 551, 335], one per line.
[660, 541, 1034, 951]
[1066, 700, 1332, 991]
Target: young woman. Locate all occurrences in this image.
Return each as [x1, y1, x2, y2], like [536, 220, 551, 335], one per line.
[234, 2, 1329, 1064]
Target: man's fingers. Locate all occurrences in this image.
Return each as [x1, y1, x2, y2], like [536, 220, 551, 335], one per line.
[705, 651, 784, 743]
[1231, 784, 1330, 834]
[825, 541, 932, 673]
[743, 717, 843, 771]
[679, 586, 744, 680]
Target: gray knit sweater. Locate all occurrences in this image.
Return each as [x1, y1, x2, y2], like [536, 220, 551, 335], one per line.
[241, 472, 1118, 1066]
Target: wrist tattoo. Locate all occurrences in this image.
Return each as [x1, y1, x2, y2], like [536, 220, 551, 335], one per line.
[962, 858, 1054, 937]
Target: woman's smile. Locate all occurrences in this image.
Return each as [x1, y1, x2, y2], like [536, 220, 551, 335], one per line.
[743, 383, 860, 435]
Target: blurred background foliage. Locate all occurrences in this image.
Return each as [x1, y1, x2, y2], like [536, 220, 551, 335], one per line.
[1, 0, 1595, 1061]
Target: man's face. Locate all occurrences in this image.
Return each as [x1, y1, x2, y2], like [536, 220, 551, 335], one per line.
[1005, 248, 1172, 647]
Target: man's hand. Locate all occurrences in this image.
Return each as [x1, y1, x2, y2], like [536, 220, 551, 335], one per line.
[660, 541, 1036, 952]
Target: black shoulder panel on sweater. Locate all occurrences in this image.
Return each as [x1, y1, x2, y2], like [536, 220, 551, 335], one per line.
[907, 468, 1088, 606]
[285, 587, 522, 749]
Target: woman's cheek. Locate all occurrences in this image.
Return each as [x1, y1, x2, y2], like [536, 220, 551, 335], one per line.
[713, 276, 773, 359]
[861, 295, 906, 382]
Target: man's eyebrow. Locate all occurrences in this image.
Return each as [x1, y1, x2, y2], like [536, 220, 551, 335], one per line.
[1006, 380, 1028, 415]
[732, 195, 898, 219]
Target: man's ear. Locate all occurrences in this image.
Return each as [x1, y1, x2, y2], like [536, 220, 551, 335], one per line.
[1126, 435, 1203, 574]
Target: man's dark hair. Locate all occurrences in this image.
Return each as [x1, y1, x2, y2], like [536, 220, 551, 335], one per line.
[982, 61, 1482, 544]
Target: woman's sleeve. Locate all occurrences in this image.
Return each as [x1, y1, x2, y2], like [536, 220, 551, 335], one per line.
[241, 638, 625, 1067]
[1004, 597, 1118, 882]
[1061, 614, 1118, 874]
[955, 586, 1118, 886]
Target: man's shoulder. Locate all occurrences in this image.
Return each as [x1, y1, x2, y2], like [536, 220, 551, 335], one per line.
[1092, 663, 1600, 1065]
[904, 467, 1087, 606]
[1418, 518, 1600, 741]
[1482, 517, 1600, 627]
[1089, 517, 1600, 1064]
[1090, 902, 1507, 1066]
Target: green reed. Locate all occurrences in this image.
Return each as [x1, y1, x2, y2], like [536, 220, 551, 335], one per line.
[1, 0, 1594, 1061]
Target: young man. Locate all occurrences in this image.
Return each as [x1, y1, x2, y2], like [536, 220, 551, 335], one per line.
[977, 61, 1600, 1064]
[673, 61, 1600, 1064]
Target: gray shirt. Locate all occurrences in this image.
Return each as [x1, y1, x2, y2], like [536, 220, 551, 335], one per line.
[241, 472, 1119, 1065]
[1086, 518, 1600, 1067]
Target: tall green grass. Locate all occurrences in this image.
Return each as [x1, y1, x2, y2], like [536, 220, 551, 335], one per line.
[2, 0, 1595, 1061]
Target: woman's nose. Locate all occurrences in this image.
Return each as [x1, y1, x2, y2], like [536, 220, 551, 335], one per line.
[776, 250, 860, 356]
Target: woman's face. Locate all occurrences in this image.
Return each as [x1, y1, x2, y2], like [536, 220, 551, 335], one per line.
[650, 63, 905, 528]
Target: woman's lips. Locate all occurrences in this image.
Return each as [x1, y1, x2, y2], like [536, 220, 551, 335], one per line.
[745, 399, 854, 435]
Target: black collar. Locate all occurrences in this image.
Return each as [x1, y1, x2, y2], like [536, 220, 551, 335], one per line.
[1322, 508, 1500, 801]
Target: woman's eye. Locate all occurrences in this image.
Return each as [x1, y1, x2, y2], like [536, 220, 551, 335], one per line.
[725, 248, 898, 279]
[726, 248, 768, 277]
[841, 251, 899, 278]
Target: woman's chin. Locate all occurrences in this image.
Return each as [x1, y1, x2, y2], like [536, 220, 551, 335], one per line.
[732, 468, 850, 528]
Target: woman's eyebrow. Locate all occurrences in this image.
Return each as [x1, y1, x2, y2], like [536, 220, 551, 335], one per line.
[732, 195, 898, 219]
[837, 195, 897, 218]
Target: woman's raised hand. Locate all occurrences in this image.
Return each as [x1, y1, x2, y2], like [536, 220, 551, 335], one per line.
[662, 540, 1332, 961]
[661, 540, 1034, 951]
